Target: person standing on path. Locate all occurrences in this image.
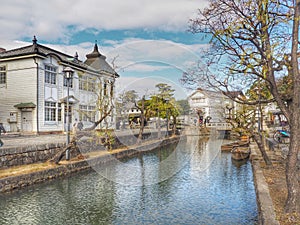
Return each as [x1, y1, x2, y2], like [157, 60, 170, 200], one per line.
[77, 120, 83, 131]
[0, 122, 6, 147]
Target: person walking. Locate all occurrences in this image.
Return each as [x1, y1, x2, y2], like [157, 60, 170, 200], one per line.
[77, 120, 83, 131]
[0, 123, 6, 147]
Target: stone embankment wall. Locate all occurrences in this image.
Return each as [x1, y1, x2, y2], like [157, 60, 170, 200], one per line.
[250, 143, 280, 225]
[0, 131, 172, 169]
[0, 143, 65, 168]
[0, 136, 181, 193]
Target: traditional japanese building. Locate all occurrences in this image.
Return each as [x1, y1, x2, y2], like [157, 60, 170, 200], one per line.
[188, 88, 243, 125]
[0, 36, 119, 133]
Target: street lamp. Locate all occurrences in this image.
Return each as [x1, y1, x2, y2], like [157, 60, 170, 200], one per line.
[63, 66, 74, 160]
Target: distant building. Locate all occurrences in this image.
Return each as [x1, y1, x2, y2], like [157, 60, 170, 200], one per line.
[0, 36, 119, 133]
[188, 88, 243, 126]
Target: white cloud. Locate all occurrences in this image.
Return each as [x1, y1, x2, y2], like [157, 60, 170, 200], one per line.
[105, 39, 208, 73]
[0, 37, 208, 100]
[0, 0, 208, 41]
[120, 63, 171, 73]
[116, 76, 189, 100]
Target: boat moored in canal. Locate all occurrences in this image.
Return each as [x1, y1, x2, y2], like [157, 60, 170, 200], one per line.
[231, 146, 251, 161]
[221, 140, 249, 152]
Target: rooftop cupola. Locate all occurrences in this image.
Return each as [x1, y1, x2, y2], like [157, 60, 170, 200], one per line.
[84, 40, 116, 76]
[86, 41, 106, 59]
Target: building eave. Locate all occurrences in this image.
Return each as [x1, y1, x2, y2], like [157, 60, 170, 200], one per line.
[0, 53, 46, 62]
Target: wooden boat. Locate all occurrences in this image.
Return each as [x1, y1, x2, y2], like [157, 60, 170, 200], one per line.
[221, 137, 250, 152]
[231, 147, 251, 161]
[238, 140, 249, 147]
[221, 142, 238, 151]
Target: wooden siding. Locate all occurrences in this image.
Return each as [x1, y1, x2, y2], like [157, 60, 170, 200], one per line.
[0, 58, 37, 132]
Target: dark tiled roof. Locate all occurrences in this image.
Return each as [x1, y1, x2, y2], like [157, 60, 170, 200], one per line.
[0, 43, 88, 70]
[84, 43, 118, 77]
[0, 39, 119, 78]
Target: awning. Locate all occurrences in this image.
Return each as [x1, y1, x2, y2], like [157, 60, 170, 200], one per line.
[14, 102, 36, 108]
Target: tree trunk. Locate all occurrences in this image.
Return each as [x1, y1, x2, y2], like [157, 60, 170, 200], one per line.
[285, 0, 300, 214]
[49, 139, 80, 164]
[172, 116, 177, 136]
[137, 120, 145, 144]
[137, 97, 145, 144]
[252, 133, 272, 166]
[285, 123, 300, 213]
[49, 131, 97, 164]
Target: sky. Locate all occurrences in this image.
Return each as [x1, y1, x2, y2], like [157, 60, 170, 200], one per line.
[0, 0, 210, 99]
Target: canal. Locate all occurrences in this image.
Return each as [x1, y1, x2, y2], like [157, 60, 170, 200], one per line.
[0, 136, 258, 225]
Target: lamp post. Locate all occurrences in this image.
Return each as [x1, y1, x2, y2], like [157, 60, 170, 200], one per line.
[63, 66, 74, 160]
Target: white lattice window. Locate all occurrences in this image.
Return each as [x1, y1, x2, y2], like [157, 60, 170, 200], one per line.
[45, 101, 57, 121]
[0, 65, 6, 84]
[45, 65, 57, 85]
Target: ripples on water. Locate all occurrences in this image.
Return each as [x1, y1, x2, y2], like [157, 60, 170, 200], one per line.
[0, 136, 258, 225]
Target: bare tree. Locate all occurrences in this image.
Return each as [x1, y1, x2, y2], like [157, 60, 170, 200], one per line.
[183, 0, 299, 213]
[50, 75, 116, 163]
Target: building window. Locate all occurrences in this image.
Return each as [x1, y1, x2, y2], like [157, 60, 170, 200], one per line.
[88, 106, 96, 122]
[63, 76, 73, 88]
[79, 76, 95, 92]
[88, 78, 95, 92]
[79, 105, 96, 122]
[79, 105, 87, 121]
[45, 101, 57, 121]
[45, 65, 57, 85]
[79, 77, 87, 90]
[192, 97, 205, 103]
[0, 65, 6, 84]
[58, 103, 62, 121]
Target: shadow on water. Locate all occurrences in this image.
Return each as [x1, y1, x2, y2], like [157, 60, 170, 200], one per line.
[0, 136, 258, 225]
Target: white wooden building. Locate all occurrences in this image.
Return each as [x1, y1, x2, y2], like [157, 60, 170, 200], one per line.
[188, 88, 242, 125]
[0, 36, 118, 134]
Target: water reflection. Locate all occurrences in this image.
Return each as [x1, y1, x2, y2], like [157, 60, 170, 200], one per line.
[0, 137, 258, 225]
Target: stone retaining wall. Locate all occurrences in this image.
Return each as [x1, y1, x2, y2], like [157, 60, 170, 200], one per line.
[0, 136, 181, 193]
[0, 143, 65, 168]
[250, 143, 280, 225]
[0, 131, 172, 169]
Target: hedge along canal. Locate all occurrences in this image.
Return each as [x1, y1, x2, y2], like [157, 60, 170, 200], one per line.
[0, 135, 181, 193]
[0, 135, 258, 225]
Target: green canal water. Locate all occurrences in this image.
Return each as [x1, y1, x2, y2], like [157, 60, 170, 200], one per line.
[0, 136, 258, 225]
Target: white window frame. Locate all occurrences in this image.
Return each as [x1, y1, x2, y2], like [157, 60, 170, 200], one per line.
[45, 65, 57, 85]
[45, 101, 57, 122]
[0, 65, 7, 84]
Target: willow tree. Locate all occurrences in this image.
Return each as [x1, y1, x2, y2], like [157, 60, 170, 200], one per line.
[183, 0, 300, 213]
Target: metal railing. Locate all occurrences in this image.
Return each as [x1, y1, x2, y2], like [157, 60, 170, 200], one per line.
[206, 122, 232, 130]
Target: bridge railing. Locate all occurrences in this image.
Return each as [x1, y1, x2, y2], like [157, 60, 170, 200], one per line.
[206, 122, 232, 130]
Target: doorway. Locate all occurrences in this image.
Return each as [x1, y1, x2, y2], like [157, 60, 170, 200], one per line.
[21, 111, 33, 132]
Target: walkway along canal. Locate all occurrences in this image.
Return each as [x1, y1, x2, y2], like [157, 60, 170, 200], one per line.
[0, 135, 258, 224]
